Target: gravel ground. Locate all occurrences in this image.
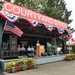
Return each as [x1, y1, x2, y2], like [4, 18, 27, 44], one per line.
[1, 60, 75, 75]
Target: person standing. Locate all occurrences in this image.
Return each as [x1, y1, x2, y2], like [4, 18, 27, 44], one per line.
[36, 40, 40, 56]
[36, 40, 40, 46]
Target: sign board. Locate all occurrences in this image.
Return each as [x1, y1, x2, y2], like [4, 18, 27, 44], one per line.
[3, 1, 68, 29]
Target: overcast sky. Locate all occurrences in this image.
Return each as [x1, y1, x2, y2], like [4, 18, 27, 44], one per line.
[65, 0, 75, 29]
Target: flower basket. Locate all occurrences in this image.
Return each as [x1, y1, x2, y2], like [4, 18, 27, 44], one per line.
[27, 62, 33, 69]
[64, 57, 70, 61]
[15, 65, 22, 71]
[6, 58, 36, 73]
[26, 58, 36, 69]
[72, 56, 75, 60]
[6, 68, 12, 73]
[22, 65, 27, 71]
[64, 54, 75, 61]
[6, 65, 22, 73]
[64, 57, 72, 61]
[74, 57, 75, 60]
[33, 64, 36, 69]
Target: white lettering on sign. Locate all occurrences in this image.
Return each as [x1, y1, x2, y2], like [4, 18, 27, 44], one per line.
[3, 1, 68, 29]
[5, 3, 12, 12]
[13, 6, 20, 14]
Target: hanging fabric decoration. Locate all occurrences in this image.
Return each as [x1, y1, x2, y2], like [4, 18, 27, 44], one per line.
[44, 23, 53, 32]
[0, 11, 19, 22]
[66, 29, 72, 35]
[24, 18, 38, 27]
[57, 27, 64, 34]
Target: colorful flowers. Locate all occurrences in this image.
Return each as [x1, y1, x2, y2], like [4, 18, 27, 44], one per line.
[66, 54, 75, 57]
[6, 61, 16, 68]
[27, 58, 36, 64]
[65, 53, 75, 61]
[6, 58, 36, 72]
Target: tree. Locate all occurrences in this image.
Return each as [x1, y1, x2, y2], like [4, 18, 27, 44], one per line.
[42, 6, 63, 20]
[14, 0, 46, 13]
[14, 0, 72, 24]
[0, 1, 3, 10]
[0, 0, 10, 10]
[46, 0, 72, 23]
[14, 0, 35, 11]
[46, 0, 74, 32]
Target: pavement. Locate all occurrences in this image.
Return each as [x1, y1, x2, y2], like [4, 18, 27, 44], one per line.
[1, 60, 75, 75]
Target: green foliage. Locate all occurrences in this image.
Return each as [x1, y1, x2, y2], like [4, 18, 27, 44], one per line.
[46, 0, 74, 32]
[14, 0, 46, 12]
[0, 1, 3, 11]
[72, 46, 75, 53]
[14, 0, 35, 10]
[14, 0, 73, 26]
[42, 6, 63, 20]
[47, 0, 72, 24]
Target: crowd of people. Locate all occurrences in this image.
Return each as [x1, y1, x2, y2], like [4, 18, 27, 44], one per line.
[17, 45, 35, 56]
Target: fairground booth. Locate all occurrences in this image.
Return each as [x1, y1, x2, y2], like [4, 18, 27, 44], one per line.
[0, 1, 71, 60]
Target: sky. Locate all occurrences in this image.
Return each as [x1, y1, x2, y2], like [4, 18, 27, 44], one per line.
[65, 0, 75, 31]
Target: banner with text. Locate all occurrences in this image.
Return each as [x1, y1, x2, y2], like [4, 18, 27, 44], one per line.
[3, 1, 68, 29]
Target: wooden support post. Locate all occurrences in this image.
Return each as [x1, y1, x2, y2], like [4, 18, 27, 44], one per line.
[54, 38, 56, 46]
[0, 22, 3, 59]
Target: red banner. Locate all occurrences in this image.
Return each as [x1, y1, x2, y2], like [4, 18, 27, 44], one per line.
[3, 1, 68, 29]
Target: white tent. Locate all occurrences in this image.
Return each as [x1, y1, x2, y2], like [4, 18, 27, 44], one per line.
[66, 41, 74, 45]
[66, 34, 75, 46]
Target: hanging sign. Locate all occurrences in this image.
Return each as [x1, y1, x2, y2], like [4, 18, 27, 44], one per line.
[3, 1, 68, 29]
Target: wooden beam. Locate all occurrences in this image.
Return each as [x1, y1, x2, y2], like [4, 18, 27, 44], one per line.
[23, 33, 52, 38]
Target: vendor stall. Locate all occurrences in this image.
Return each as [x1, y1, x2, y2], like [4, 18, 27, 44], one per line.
[0, 1, 71, 59]
[0, 1, 71, 71]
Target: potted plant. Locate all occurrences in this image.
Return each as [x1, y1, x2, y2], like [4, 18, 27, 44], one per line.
[6, 58, 36, 73]
[26, 58, 36, 69]
[64, 53, 75, 61]
[6, 60, 27, 73]
[6, 61, 17, 73]
[16, 60, 27, 71]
